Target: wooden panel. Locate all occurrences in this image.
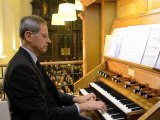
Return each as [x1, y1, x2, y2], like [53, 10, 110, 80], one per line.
[117, 0, 139, 17]
[117, 0, 148, 18]
[138, 101, 160, 120]
[74, 61, 106, 92]
[118, 0, 135, 6]
[80, 0, 97, 6]
[81, 0, 116, 75]
[83, 4, 101, 75]
[112, 11, 160, 29]
[148, 0, 160, 11]
[40, 60, 83, 65]
[80, 0, 116, 6]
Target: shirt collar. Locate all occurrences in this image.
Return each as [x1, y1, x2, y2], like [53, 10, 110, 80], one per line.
[21, 46, 38, 64]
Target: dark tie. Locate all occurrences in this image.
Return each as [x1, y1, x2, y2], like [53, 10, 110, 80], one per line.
[36, 61, 42, 73]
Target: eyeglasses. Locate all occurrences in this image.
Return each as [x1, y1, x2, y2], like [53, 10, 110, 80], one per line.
[37, 33, 50, 40]
[30, 31, 50, 40]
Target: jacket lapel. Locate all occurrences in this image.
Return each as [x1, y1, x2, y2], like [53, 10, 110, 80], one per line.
[18, 47, 59, 99]
[19, 47, 44, 80]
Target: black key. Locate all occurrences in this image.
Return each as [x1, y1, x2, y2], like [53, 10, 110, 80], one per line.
[107, 109, 119, 115]
[120, 100, 133, 105]
[126, 104, 140, 109]
[131, 107, 143, 111]
[111, 114, 124, 119]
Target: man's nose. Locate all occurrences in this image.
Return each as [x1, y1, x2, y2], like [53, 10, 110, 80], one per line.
[47, 38, 51, 43]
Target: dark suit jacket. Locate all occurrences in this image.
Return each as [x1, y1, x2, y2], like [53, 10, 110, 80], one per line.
[3, 47, 79, 120]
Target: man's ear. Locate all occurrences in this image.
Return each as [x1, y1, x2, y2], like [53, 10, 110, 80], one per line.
[24, 31, 32, 42]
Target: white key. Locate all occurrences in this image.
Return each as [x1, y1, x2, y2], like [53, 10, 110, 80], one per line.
[79, 89, 89, 95]
[90, 82, 132, 114]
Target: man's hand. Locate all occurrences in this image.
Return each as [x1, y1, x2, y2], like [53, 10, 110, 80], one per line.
[77, 100, 106, 113]
[73, 93, 106, 113]
[73, 93, 96, 103]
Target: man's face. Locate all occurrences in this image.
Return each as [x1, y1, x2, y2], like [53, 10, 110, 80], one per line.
[30, 24, 51, 55]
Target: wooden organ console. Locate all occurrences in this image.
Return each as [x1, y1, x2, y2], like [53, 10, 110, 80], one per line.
[74, 1, 160, 119]
[74, 57, 160, 120]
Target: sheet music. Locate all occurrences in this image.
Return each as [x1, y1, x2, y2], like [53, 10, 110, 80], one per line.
[141, 24, 160, 68]
[118, 25, 151, 64]
[103, 35, 122, 58]
[112, 27, 128, 36]
[104, 35, 117, 57]
[103, 35, 111, 57]
[109, 27, 128, 58]
[155, 52, 160, 69]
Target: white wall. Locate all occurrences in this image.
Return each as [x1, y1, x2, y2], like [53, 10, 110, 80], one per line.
[0, 0, 4, 57]
[0, 0, 32, 64]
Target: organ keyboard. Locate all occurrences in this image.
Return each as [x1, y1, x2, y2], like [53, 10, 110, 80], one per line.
[80, 88, 127, 120]
[80, 81, 144, 120]
[74, 58, 160, 120]
[90, 82, 144, 114]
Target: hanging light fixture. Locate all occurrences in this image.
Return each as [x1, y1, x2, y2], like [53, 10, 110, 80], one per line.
[75, 0, 83, 11]
[58, 3, 77, 21]
[51, 13, 65, 25]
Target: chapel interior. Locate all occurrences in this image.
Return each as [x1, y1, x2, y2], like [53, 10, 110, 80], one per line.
[1, 0, 160, 120]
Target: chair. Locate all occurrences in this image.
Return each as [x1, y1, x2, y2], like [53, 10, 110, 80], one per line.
[0, 101, 10, 120]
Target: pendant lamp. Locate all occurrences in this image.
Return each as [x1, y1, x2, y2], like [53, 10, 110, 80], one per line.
[58, 3, 77, 21]
[51, 13, 65, 25]
[75, 0, 83, 11]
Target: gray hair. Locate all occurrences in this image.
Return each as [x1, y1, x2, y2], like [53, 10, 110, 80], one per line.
[19, 15, 47, 40]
